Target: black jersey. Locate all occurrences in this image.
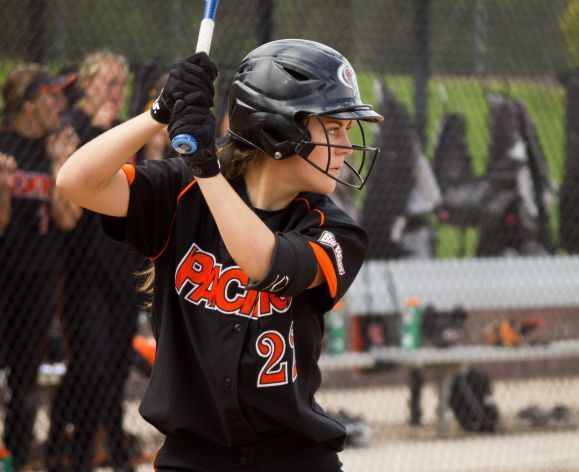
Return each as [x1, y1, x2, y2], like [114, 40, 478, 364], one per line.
[0, 127, 63, 274]
[103, 158, 367, 450]
[62, 107, 116, 146]
[60, 108, 136, 294]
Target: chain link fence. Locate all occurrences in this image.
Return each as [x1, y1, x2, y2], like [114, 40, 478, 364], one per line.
[1, 0, 579, 470]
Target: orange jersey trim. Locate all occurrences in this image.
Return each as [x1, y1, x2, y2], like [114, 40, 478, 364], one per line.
[153, 448, 160, 472]
[150, 179, 198, 261]
[293, 196, 311, 212]
[294, 197, 325, 227]
[150, 213, 176, 261]
[177, 179, 198, 201]
[313, 208, 325, 226]
[308, 241, 337, 299]
[133, 335, 156, 367]
[122, 163, 136, 186]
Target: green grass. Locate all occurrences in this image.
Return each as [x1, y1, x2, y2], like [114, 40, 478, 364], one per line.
[357, 73, 565, 258]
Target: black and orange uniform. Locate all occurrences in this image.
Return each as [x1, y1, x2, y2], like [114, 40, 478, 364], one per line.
[103, 158, 367, 470]
[64, 107, 119, 145]
[45, 107, 139, 471]
[0, 127, 63, 470]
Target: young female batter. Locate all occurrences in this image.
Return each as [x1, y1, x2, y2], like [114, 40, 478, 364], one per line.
[57, 39, 382, 471]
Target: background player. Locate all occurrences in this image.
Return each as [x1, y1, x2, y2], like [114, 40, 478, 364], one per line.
[56, 39, 382, 471]
[46, 50, 140, 471]
[0, 64, 80, 471]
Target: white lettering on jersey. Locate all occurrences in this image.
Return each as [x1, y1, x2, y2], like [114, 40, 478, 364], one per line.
[175, 243, 292, 319]
[318, 230, 346, 275]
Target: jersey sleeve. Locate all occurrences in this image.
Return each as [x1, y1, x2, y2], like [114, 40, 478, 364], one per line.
[249, 198, 368, 312]
[102, 158, 192, 258]
[302, 208, 368, 312]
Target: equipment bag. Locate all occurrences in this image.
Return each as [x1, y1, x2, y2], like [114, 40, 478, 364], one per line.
[449, 368, 499, 432]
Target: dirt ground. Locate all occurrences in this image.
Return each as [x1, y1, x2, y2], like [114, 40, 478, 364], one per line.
[122, 376, 579, 472]
[2, 371, 577, 471]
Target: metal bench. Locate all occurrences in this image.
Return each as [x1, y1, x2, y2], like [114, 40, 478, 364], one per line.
[319, 255, 579, 434]
[372, 341, 579, 434]
[345, 255, 579, 314]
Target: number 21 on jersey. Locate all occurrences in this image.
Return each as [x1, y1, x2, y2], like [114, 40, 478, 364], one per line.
[255, 321, 297, 388]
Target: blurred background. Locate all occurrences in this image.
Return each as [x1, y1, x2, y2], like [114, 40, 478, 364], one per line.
[1, 0, 579, 471]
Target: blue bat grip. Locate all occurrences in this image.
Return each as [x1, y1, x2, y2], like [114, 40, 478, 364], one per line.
[172, 134, 199, 155]
[204, 0, 219, 20]
[171, 0, 218, 155]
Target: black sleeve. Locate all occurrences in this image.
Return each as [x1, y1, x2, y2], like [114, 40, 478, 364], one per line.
[102, 158, 192, 257]
[247, 231, 318, 296]
[303, 211, 368, 312]
[250, 198, 368, 311]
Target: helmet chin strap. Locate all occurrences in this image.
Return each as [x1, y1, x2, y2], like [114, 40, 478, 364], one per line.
[226, 128, 269, 155]
[228, 127, 309, 160]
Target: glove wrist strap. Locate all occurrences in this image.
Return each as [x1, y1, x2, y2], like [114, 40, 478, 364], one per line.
[185, 148, 221, 178]
[150, 97, 172, 124]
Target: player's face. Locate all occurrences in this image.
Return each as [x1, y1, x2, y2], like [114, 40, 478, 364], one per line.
[85, 61, 127, 114]
[32, 91, 66, 133]
[290, 116, 354, 194]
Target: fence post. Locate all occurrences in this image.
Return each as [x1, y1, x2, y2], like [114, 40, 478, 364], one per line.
[474, 0, 488, 75]
[257, 0, 275, 46]
[414, 0, 430, 146]
[171, 0, 183, 61]
[27, 0, 46, 63]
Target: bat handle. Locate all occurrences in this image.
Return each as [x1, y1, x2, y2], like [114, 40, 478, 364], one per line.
[172, 134, 199, 155]
[171, 0, 218, 155]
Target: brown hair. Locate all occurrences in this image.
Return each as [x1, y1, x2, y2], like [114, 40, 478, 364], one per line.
[138, 137, 264, 307]
[216, 135, 263, 180]
[2, 64, 48, 121]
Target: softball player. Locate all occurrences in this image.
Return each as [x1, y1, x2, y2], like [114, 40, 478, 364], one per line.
[57, 39, 383, 471]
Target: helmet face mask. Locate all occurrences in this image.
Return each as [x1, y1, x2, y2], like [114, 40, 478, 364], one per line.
[227, 39, 383, 189]
[294, 114, 380, 190]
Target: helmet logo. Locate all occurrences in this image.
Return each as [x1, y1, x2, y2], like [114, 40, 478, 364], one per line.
[338, 63, 360, 97]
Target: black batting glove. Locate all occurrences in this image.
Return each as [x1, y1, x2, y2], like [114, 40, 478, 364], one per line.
[150, 52, 218, 124]
[169, 98, 220, 178]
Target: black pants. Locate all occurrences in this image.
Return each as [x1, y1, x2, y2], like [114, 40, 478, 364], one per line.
[45, 275, 138, 471]
[0, 272, 58, 471]
[155, 432, 344, 472]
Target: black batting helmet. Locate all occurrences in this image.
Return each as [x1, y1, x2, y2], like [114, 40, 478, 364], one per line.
[227, 39, 383, 189]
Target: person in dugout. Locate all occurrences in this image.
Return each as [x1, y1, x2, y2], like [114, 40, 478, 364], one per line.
[0, 64, 81, 471]
[45, 51, 141, 471]
[56, 39, 383, 471]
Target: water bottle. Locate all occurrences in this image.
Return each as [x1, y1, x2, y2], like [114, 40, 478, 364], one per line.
[400, 297, 423, 350]
[327, 300, 347, 354]
[0, 447, 13, 472]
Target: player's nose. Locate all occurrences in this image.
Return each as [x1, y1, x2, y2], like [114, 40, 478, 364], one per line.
[335, 135, 353, 156]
